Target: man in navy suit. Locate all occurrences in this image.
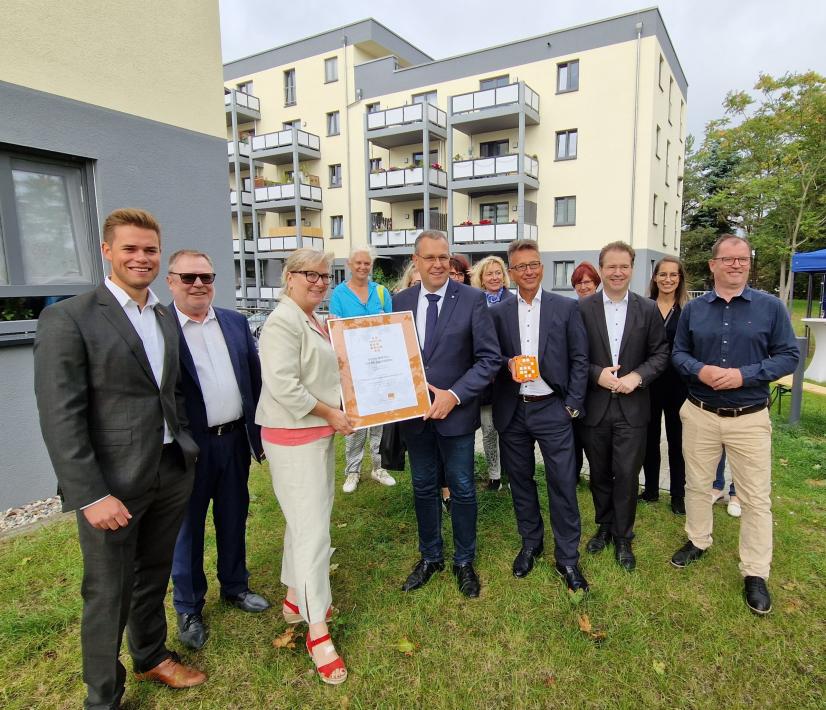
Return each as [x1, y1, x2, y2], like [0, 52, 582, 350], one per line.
[166, 250, 269, 650]
[393, 231, 501, 597]
[490, 240, 590, 591]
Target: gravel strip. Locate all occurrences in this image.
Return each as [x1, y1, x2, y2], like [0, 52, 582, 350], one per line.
[0, 496, 64, 534]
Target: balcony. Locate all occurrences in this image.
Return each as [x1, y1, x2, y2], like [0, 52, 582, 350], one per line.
[251, 129, 321, 165]
[253, 183, 323, 212]
[450, 154, 539, 194]
[452, 222, 538, 245]
[368, 166, 448, 202]
[450, 82, 540, 133]
[366, 102, 447, 148]
[225, 89, 261, 125]
[227, 140, 251, 170]
[230, 190, 252, 213]
[370, 228, 421, 248]
[257, 227, 325, 253]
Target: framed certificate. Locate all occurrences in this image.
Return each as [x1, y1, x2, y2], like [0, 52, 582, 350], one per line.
[327, 311, 430, 429]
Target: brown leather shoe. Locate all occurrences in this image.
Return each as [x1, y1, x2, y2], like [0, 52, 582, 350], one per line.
[135, 654, 207, 688]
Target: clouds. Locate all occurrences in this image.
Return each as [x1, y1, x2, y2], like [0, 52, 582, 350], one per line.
[219, 0, 826, 141]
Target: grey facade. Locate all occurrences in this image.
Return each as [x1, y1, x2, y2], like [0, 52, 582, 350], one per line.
[0, 80, 232, 509]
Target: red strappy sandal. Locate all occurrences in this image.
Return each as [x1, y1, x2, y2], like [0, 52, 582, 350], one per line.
[306, 633, 347, 685]
[282, 599, 333, 625]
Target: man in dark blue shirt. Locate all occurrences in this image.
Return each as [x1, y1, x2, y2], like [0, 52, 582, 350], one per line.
[670, 234, 799, 615]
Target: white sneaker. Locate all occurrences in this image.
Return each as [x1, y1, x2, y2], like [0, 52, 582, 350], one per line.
[342, 472, 360, 493]
[727, 496, 742, 518]
[371, 468, 396, 487]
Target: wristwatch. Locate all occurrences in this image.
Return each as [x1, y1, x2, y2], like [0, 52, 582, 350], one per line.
[565, 406, 580, 419]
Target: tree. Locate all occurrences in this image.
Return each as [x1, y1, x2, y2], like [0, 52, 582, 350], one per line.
[704, 72, 826, 302]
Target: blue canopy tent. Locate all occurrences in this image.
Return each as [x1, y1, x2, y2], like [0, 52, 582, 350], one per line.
[791, 248, 826, 319]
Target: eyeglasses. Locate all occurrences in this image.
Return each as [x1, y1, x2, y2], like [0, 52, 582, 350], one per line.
[418, 255, 451, 264]
[295, 270, 333, 284]
[712, 256, 751, 266]
[169, 271, 216, 285]
[509, 261, 542, 273]
[576, 279, 595, 287]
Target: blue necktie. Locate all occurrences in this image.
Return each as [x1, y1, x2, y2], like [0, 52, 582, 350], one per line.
[423, 293, 441, 358]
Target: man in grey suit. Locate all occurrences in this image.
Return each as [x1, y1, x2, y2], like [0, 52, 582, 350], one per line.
[34, 209, 206, 709]
[578, 241, 669, 571]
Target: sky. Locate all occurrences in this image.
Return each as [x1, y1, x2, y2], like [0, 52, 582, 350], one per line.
[219, 0, 826, 143]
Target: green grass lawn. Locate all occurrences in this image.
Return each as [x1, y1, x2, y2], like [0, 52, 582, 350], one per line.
[1, 397, 824, 709]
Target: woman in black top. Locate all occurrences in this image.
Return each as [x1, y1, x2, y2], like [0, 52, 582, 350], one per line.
[640, 256, 689, 514]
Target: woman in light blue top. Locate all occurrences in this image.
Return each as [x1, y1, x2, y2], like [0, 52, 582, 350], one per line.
[328, 247, 394, 493]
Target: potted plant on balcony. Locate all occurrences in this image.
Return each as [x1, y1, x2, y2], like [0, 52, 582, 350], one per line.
[454, 154, 463, 161]
[459, 220, 473, 226]
[430, 162, 442, 171]
[479, 219, 492, 225]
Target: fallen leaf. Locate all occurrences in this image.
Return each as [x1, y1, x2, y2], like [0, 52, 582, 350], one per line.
[653, 660, 666, 676]
[779, 459, 789, 467]
[396, 638, 415, 655]
[578, 615, 592, 633]
[19, 557, 31, 566]
[272, 627, 298, 650]
[805, 479, 826, 488]
[339, 696, 350, 709]
[781, 581, 798, 591]
[813, 464, 822, 470]
[784, 598, 804, 613]
[336, 523, 347, 528]
[329, 563, 340, 573]
[542, 674, 557, 687]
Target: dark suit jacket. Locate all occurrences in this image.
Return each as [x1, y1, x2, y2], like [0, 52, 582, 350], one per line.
[33, 284, 198, 511]
[490, 290, 589, 431]
[392, 280, 501, 437]
[578, 290, 669, 427]
[173, 305, 263, 460]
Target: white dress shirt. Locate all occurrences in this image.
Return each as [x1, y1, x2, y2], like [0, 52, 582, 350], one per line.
[105, 278, 171, 442]
[175, 305, 244, 427]
[603, 290, 630, 367]
[415, 279, 450, 349]
[516, 290, 553, 396]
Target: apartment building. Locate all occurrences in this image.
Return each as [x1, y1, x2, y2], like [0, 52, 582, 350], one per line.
[224, 8, 687, 300]
[0, 0, 230, 508]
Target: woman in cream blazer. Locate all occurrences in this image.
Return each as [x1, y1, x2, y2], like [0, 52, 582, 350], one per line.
[256, 248, 352, 685]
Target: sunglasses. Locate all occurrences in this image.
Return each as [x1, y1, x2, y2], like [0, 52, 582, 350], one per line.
[169, 271, 216, 285]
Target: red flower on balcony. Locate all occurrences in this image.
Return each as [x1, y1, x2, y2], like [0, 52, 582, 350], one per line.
[479, 219, 492, 225]
[459, 220, 473, 226]
[430, 162, 443, 170]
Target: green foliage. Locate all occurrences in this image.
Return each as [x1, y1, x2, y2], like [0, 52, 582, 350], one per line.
[370, 263, 396, 290]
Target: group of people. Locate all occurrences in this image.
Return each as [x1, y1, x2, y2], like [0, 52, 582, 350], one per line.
[33, 209, 799, 705]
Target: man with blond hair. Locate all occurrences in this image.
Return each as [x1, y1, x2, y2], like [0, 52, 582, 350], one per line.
[34, 209, 205, 708]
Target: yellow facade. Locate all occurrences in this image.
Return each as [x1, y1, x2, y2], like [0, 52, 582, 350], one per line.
[1, 0, 225, 138]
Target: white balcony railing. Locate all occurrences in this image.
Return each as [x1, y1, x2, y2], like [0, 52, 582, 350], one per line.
[257, 236, 325, 252]
[232, 239, 255, 253]
[254, 183, 322, 204]
[251, 129, 321, 153]
[450, 82, 539, 115]
[368, 167, 448, 190]
[366, 102, 447, 131]
[370, 229, 422, 247]
[227, 141, 251, 158]
[452, 222, 537, 243]
[230, 190, 252, 207]
[451, 154, 538, 180]
[225, 90, 260, 113]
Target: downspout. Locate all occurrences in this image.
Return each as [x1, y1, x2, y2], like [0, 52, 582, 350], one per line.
[629, 21, 643, 244]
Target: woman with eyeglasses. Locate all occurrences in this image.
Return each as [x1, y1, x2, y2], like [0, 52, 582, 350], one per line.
[256, 248, 352, 685]
[640, 256, 689, 515]
[470, 255, 514, 491]
[449, 254, 472, 285]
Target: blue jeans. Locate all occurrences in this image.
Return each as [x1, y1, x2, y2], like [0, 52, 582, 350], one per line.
[403, 423, 477, 565]
[712, 448, 736, 496]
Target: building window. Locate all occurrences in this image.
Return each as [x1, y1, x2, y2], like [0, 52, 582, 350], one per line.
[480, 75, 509, 90]
[479, 140, 509, 158]
[412, 149, 438, 167]
[679, 100, 685, 141]
[553, 261, 574, 288]
[324, 57, 338, 83]
[557, 60, 579, 93]
[555, 129, 578, 160]
[655, 125, 661, 158]
[668, 77, 674, 125]
[662, 201, 668, 246]
[283, 119, 300, 130]
[330, 215, 343, 238]
[326, 111, 340, 136]
[412, 90, 437, 106]
[0, 147, 100, 329]
[284, 69, 296, 106]
[237, 80, 254, 95]
[329, 164, 342, 187]
[658, 55, 664, 90]
[369, 157, 382, 172]
[366, 102, 381, 114]
[674, 209, 680, 247]
[665, 140, 671, 186]
[480, 202, 509, 224]
[652, 194, 658, 225]
[554, 196, 576, 226]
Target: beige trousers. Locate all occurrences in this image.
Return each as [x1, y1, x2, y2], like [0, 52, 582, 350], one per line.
[680, 400, 773, 578]
[264, 435, 335, 623]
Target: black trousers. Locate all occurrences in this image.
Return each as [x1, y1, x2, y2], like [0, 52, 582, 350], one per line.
[498, 397, 581, 565]
[581, 398, 646, 542]
[642, 376, 686, 498]
[76, 443, 193, 710]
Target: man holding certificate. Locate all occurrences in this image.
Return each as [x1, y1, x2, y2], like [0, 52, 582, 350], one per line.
[392, 231, 501, 598]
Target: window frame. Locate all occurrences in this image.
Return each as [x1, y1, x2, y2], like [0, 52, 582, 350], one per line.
[326, 111, 340, 137]
[652, 193, 659, 225]
[555, 129, 578, 160]
[479, 201, 509, 224]
[556, 60, 580, 94]
[668, 77, 674, 125]
[412, 90, 438, 106]
[284, 68, 296, 107]
[658, 55, 664, 91]
[662, 200, 669, 247]
[553, 196, 576, 226]
[479, 75, 509, 91]
[324, 57, 338, 84]
[552, 260, 575, 290]
[665, 140, 671, 186]
[330, 215, 343, 239]
[479, 140, 509, 158]
[328, 163, 342, 188]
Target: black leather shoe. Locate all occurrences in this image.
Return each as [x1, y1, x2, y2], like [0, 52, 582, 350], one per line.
[555, 563, 590, 592]
[744, 576, 772, 615]
[614, 540, 636, 571]
[401, 558, 445, 592]
[586, 526, 612, 554]
[670, 540, 705, 568]
[487, 478, 503, 492]
[670, 497, 686, 515]
[452, 562, 481, 598]
[638, 491, 659, 503]
[177, 612, 208, 650]
[512, 544, 543, 578]
[221, 589, 271, 613]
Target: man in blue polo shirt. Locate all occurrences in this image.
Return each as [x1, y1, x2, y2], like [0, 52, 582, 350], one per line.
[329, 247, 395, 493]
[670, 234, 799, 615]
